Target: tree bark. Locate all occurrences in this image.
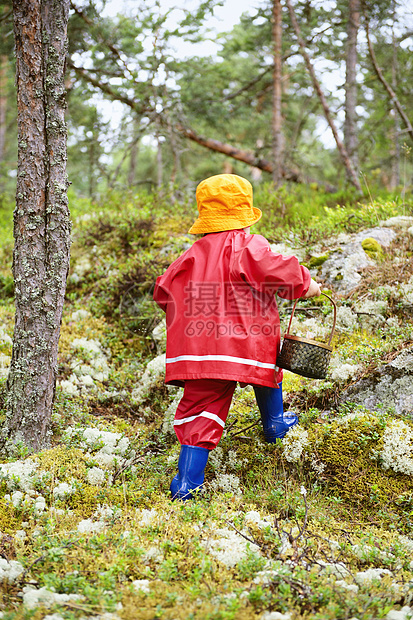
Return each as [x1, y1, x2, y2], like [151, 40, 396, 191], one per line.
[157, 135, 163, 189]
[365, 15, 413, 144]
[272, 0, 283, 186]
[286, 0, 362, 193]
[2, 0, 71, 452]
[0, 55, 8, 164]
[88, 136, 96, 199]
[390, 3, 400, 189]
[128, 119, 140, 187]
[344, 0, 359, 173]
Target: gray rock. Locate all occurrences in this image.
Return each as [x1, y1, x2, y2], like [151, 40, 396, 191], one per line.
[270, 242, 306, 263]
[319, 241, 372, 293]
[354, 227, 396, 247]
[340, 346, 413, 417]
[380, 216, 413, 229]
[318, 227, 396, 294]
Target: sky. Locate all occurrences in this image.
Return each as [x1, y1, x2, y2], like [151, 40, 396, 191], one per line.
[94, 0, 413, 150]
[96, 0, 262, 145]
[102, 0, 260, 57]
[97, 0, 340, 149]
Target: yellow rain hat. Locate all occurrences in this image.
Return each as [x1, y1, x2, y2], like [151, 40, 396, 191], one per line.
[188, 174, 262, 234]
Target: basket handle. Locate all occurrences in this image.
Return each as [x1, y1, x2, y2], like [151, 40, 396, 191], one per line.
[285, 292, 337, 346]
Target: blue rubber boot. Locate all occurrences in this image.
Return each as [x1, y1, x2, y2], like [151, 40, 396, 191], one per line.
[253, 383, 298, 442]
[170, 445, 209, 501]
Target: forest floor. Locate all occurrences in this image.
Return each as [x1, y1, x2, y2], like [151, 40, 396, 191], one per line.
[0, 185, 413, 620]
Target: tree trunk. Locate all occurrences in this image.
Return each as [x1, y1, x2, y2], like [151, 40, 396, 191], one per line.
[128, 119, 140, 187]
[166, 117, 181, 188]
[0, 55, 8, 164]
[272, 0, 283, 186]
[390, 2, 400, 189]
[286, 0, 362, 193]
[344, 0, 359, 173]
[157, 135, 163, 189]
[2, 0, 71, 453]
[364, 14, 413, 144]
[89, 137, 96, 199]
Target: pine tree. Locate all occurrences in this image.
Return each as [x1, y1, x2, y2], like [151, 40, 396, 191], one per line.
[1, 0, 71, 452]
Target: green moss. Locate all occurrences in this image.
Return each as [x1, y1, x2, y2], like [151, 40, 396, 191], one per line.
[0, 497, 23, 532]
[1, 188, 412, 618]
[309, 253, 330, 268]
[303, 414, 413, 528]
[362, 237, 384, 260]
[0, 274, 14, 300]
[68, 485, 128, 515]
[281, 369, 307, 394]
[36, 446, 89, 482]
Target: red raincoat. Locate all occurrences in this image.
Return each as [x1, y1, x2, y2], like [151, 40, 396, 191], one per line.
[153, 229, 311, 388]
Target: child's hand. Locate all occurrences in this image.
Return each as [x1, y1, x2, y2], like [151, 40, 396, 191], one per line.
[303, 279, 321, 298]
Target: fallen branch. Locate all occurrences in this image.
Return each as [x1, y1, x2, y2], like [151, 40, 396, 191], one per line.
[68, 60, 338, 190]
[224, 520, 262, 548]
[178, 125, 338, 191]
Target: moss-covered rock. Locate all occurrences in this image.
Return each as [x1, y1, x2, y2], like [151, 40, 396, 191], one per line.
[309, 253, 330, 268]
[361, 237, 384, 260]
[284, 412, 413, 530]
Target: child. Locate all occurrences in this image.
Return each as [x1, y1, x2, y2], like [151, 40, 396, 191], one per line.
[153, 174, 320, 500]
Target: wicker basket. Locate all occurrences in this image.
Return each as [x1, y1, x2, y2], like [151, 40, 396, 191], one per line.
[277, 293, 337, 379]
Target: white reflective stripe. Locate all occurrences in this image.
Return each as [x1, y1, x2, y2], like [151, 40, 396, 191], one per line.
[166, 354, 275, 370]
[174, 410, 225, 428]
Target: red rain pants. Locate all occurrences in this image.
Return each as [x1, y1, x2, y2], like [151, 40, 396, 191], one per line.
[174, 379, 237, 450]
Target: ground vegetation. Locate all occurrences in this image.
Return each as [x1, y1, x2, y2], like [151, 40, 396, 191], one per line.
[0, 184, 412, 618]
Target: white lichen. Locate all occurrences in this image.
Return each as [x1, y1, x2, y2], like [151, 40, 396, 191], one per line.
[210, 473, 242, 496]
[381, 419, 413, 476]
[53, 482, 74, 500]
[0, 558, 24, 583]
[205, 526, 260, 568]
[282, 425, 309, 462]
[22, 585, 83, 609]
[131, 354, 166, 404]
[132, 579, 151, 594]
[86, 467, 106, 486]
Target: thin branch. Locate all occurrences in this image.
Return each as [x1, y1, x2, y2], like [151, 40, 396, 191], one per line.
[398, 30, 413, 44]
[224, 520, 261, 547]
[67, 60, 150, 115]
[70, 2, 131, 74]
[222, 66, 273, 102]
[229, 420, 260, 438]
[223, 417, 239, 436]
[0, 9, 12, 23]
[112, 456, 145, 483]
